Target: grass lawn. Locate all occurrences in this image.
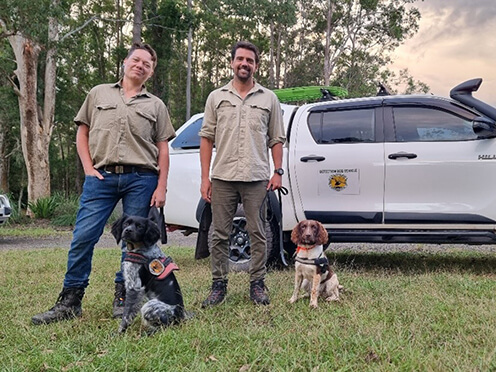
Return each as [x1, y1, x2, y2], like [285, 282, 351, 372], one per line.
[0, 244, 495, 371]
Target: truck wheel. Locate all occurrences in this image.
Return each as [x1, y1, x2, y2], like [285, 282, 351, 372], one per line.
[208, 204, 277, 272]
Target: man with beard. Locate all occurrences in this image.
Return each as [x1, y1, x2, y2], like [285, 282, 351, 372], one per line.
[199, 41, 286, 307]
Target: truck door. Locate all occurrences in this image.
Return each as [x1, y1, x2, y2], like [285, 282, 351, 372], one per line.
[289, 103, 385, 225]
[384, 103, 496, 224]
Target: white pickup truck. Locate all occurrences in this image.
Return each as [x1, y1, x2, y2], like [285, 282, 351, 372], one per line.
[165, 78, 496, 270]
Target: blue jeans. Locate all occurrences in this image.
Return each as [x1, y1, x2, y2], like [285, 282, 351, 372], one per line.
[63, 170, 158, 288]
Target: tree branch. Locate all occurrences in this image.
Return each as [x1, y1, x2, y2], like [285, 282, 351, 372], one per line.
[59, 15, 99, 43]
[7, 75, 20, 97]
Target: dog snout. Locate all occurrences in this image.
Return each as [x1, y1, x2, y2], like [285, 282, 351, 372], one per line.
[122, 226, 134, 239]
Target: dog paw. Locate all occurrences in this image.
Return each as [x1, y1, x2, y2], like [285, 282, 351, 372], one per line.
[288, 297, 297, 304]
[118, 320, 129, 333]
[310, 302, 318, 309]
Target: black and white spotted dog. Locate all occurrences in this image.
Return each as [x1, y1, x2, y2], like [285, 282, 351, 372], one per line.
[111, 209, 185, 334]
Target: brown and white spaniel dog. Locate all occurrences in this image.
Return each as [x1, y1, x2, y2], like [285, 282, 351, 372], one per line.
[289, 220, 341, 308]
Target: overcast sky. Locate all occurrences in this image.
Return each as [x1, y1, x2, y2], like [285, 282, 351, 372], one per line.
[390, 0, 496, 106]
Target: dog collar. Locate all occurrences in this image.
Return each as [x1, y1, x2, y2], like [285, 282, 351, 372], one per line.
[124, 252, 148, 264]
[296, 245, 316, 253]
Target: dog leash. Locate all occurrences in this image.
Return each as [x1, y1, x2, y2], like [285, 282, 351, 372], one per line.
[259, 186, 289, 266]
[259, 186, 288, 222]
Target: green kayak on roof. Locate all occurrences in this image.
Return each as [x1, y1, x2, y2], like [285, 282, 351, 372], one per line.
[273, 86, 348, 103]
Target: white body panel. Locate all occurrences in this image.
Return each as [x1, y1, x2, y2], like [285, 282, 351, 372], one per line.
[384, 140, 496, 221]
[165, 93, 496, 240]
[286, 105, 384, 230]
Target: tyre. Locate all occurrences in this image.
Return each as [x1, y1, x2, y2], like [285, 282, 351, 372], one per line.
[208, 204, 277, 272]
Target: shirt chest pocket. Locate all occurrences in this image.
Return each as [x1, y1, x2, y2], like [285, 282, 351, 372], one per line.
[93, 104, 118, 130]
[216, 100, 237, 126]
[248, 104, 270, 132]
[131, 109, 157, 141]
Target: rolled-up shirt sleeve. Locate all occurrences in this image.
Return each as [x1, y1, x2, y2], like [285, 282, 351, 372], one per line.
[267, 93, 286, 148]
[74, 88, 95, 127]
[199, 93, 217, 141]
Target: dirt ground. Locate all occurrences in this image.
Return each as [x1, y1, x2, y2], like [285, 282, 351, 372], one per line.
[0, 229, 198, 251]
[2, 224, 496, 255]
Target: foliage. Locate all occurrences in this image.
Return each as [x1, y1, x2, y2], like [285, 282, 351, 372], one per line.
[27, 196, 60, 219]
[0, 245, 495, 370]
[0, 0, 427, 203]
[51, 194, 80, 226]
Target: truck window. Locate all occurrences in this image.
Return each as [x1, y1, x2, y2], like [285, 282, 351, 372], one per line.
[171, 117, 204, 149]
[392, 107, 477, 142]
[308, 109, 375, 144]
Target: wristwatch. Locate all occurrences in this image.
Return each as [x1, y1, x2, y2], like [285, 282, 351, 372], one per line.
[274, 168, 284, 176]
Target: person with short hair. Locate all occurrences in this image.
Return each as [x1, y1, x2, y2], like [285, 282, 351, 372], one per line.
[32, 42, 176, 325]
[199, 41, 286, 307]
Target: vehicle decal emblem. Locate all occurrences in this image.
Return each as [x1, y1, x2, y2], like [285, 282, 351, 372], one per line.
[478, 155, 496, 160]
[329, 174, 347, 191]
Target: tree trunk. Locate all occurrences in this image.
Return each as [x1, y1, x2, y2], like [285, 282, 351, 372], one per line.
[275, 29, 282, 89]
[185, 0, 193, 120]
[132, 0, 144, 44]
[9, 34, 51, 215]
[0, 121, 8, 192]
[324, 0, 334, 86]
[269, 20, 275, 89]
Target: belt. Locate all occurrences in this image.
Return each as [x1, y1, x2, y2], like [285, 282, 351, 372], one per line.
[100, 165, 157, 174]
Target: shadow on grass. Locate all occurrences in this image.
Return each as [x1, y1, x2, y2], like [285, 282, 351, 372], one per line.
[327, 251, 496, 275]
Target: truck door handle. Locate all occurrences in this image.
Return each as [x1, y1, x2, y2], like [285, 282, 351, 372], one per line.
[300, 155, 326, 162]
[388, 152, 417, 160]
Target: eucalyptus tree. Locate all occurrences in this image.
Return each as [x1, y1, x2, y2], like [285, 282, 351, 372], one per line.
[322, 0, 422, 95]
[0, 0, 132, 204]
[0, 40, 19, 193]
[0, 0, 67, 213]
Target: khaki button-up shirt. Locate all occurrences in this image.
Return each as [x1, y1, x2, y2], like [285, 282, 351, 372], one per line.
[199, 81, 286, 182]
[74, 82, 176, 172]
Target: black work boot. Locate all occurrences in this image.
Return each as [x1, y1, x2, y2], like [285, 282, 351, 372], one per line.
[201, 280, 227, 308]
[112, 282, 126, 318]
[250, 279, 270, 305]
[31, 287, 85, 325]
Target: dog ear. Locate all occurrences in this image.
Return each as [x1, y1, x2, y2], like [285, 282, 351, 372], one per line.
[143, 219, 161, 247]
[290, 222, 301, 245]
[111, 215, 127, 244]
[317, 221, 329, 245]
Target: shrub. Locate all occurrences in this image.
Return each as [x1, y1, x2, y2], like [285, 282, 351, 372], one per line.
[51, 194, 80, 226]
[28, 196, 59, 219]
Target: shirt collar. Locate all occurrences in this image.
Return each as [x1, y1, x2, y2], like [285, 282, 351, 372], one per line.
[113, 79, 152, 98]
[222, 79, 264, 98]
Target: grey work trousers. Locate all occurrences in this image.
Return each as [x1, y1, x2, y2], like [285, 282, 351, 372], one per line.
[210, 179, 268, 282]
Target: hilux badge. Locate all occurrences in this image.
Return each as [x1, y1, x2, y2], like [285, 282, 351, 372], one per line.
[329, 174, 348, 191]
[478, 154, 496, 160]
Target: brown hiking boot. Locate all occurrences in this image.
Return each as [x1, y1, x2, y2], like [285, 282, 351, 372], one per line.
[250, 279, 270, 305]
[112, 282, 126, 318]
[201, 280, 227, 308]
[31, 287, 85, 325]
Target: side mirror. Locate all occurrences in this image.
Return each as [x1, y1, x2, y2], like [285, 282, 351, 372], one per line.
[473, 116, 496, 138]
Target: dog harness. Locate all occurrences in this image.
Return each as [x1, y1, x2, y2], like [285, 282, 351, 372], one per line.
[124, 252, 179, 280]
[294, 252, 330, 276]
